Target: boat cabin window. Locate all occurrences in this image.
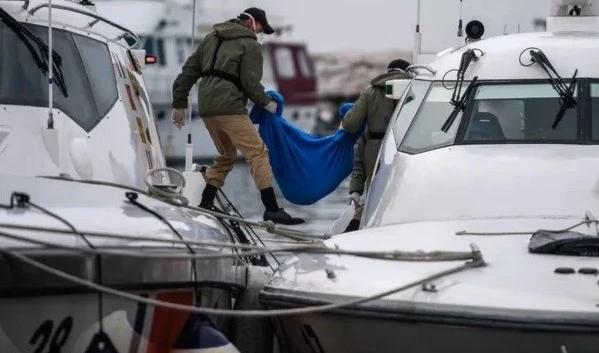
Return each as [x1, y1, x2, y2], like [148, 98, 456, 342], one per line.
[261, 48, 275, 84]
[141, 36, 166, 66]
[0, 22, 118, 132]
[176, 38, 187, 64]
[72, 34, 119, 118]
[274, 46, 296, 79]
[590, 83, 599, 139]
[392, 80, 431, 149]
[463, 83, 578, 143]
[297, 47, 313, 78]
[141, 36, 154, 58]
[399, 82, 465, 154]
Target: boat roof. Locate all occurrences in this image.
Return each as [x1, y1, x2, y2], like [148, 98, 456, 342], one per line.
[418, 31, 599, 81]
[1, 0, 141, 48]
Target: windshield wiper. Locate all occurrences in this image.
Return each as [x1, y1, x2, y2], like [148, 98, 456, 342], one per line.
[526, 49, 576, 129]
[0, 8, 68, 97]
[441, 49, 481, 132]
[441, 76, 478, 132]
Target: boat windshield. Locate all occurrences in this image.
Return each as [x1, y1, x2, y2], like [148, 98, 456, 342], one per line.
[0, 21, 118, 132]
[463, 83, 578, 143]
[397, 81, 582, 154]
[399, 82, 467, 154]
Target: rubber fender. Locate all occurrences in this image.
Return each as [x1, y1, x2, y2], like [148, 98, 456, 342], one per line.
[230, 266, 274, 353]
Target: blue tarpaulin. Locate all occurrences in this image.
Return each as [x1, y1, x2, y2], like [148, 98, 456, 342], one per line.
[249, 90, 363, 205]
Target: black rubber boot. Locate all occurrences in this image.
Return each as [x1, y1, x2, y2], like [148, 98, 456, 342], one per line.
[199, 184, 218, 208]
[263, 208, 305, 225]
[260, 187, 279, 212]
[260, 187, 305, 225]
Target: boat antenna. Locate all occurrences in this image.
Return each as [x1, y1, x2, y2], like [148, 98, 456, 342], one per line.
[412, 0, 421, 64]
[185, 0, 198, 172]
[457, 0, 464, 40]
[47, 0, 53, 132]
[42, 0, 63, 174]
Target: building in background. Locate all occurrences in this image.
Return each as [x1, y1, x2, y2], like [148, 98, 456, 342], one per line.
[312, 50, 411, 133]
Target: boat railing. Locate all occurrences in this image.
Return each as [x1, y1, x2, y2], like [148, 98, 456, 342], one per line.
[406, 64, 437, 76]
[29, 3, 141, 47]
[1, 0, 141, 48]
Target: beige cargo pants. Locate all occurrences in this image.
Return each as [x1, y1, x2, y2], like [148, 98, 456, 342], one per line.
[203, 115, 273, 190]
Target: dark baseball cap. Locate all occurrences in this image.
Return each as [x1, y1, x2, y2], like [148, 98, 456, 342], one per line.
[239, 7, 275, 35]
[387, 59, 411, 71]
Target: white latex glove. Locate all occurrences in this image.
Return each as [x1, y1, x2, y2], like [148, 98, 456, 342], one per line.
[265, 100, 278, 114]
[171, 108, 186, 129]
[348, 192, 361, 205]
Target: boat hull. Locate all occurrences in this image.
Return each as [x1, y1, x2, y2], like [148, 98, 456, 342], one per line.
[0, 288, 236, 353]
[264, 302, 599, 353]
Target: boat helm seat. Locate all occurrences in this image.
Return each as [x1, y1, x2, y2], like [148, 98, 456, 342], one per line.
[466, 112, 505, 141]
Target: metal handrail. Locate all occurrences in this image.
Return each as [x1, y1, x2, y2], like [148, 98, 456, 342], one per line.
[406, 64, 438, 76]
[27, 3, 141, 48]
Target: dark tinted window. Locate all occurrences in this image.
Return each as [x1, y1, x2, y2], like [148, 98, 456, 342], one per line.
[73, 33, 118, 117]
[0, 22, 117, 132]
[590, 83, 599, 139]
[156, 38, 166, 66]
[464, 84, 577, 142]
[142, 36, 154, 56]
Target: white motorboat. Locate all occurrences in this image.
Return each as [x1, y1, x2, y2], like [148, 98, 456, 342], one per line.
[0, 0, 293, 351]
[259, 1, 599, 352]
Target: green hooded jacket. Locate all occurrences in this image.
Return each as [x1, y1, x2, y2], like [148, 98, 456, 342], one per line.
[171, 18, 272, 117]
[344, 70, 411, 195]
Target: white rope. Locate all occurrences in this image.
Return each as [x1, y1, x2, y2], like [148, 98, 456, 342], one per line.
[142, 167, 327, 241]
[0, 227, 482, 263]
[0, 222, 315, 248]
[39, 175, 330, 241]
[0, 248, 486, 317]
[456, 219, 596, 236]
[144, 167, 189, 205]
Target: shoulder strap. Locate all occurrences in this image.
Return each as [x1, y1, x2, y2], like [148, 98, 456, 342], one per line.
[199, 33, 255, 95]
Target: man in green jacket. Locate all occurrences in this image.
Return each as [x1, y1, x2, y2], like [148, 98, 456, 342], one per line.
[170, 7, 304, 225]
[343, 59, 412, 232]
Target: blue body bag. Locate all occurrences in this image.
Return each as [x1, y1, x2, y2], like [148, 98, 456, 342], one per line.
[249, 90, 363, 205]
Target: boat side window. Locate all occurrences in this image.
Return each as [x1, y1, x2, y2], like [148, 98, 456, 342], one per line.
[156, 38, 166, 66]
[590, 83, 599, 140]
[261, 47, 275, 84]
[72, 34, 118, 118]
[176, 37, 187, 64]
[141, 36, 154, 58]
[392, 80, 431, 149]
[399, 82, 464, 154]
[463, 83, 578, 143]
[142, 36, 166, 66]
[297, 47, 313, 78]
[0, 22, 99, 132]
[274, 46, 296, 79]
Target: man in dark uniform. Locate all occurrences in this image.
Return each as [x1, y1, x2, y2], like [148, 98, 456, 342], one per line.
[343, 59, 412, 232]
[171, 7, 304, 225]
